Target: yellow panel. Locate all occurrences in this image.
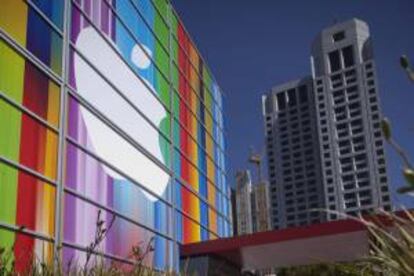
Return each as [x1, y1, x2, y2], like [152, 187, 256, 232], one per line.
[0, 1, 28, 46]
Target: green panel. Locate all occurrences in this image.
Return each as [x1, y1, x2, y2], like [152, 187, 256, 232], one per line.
[172, 63, 179, 92]
[0, 41, 24, 249]
[156, 67, 170, 108]
[50, 28, 63, 76]
[171, 38, 178, 63]
[203, 65, 212, 90]
[173, 120, 180, 148]
[153, 0, 168, 19]
[168, 8, 178, 39]
[155, 3, 170, 105]
[203, 65, 212, 111]
[154, 13, 169, 51]
[172, 92, 180, 118]
[155, 0, 171, 167]
[0, 41, 25, 105]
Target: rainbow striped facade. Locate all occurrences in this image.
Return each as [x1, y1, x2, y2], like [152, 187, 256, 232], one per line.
[0, 0, 229, 272]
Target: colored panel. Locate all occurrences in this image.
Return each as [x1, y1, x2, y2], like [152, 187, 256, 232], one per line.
[0, 1, 28, 46]
[0, 42, 60, 127]
[0, 0, 228, 271]
[0, 40, 25, 252]
[31, 0, 64, 29]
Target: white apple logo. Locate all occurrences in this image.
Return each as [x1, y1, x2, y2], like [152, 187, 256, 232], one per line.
[74, 27, 169, 201]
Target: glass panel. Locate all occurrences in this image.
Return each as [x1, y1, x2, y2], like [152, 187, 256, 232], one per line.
[0, 1, 63, 75]
[62, 194, 174, 270]
[0, 41, 60, 127]
[0, 100, 58, 180]
[67, 97, 171, 202]
[65, 143, 172, 236]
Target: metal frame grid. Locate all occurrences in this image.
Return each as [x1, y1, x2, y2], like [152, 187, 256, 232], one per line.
[0, 0, 230, 271]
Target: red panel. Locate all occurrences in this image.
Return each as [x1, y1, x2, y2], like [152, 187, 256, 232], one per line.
[178, 22, 197, 243]
[14, 63, 49, 271]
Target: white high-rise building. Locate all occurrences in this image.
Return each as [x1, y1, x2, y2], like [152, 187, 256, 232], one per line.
[263, 18, 392, 230]
[311, 18, 392, 218]
[263, 78, 325, 229]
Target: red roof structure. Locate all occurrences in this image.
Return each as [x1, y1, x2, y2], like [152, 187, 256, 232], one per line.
[181, 212, 406, 271]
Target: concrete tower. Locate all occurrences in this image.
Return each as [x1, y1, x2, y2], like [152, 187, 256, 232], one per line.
[263, 18, 392, 230]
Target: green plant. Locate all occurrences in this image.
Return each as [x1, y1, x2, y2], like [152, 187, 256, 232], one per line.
[361, 209, 414, 275]
[400, 55, 414, 82]
[0, 245, 15, 275]
[382, 55, 414, 195]
[129, 236, 156, 275]
[83, 209, 116, 275]
[276, 262, 373, 276]
[0, 208, 180, 275]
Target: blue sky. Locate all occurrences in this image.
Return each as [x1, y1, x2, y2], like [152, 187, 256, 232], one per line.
[172, 0, 414, 207]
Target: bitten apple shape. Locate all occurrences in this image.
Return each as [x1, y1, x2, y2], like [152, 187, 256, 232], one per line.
[74, 27, 169, 201]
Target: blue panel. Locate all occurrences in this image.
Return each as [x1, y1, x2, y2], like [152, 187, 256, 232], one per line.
[32, 0, 64, 29]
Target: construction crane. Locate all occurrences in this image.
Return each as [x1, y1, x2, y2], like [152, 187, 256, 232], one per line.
[248, 146, 264, 183]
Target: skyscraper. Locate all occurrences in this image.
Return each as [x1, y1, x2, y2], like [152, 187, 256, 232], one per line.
[235, 170, 271, 234]
[252, 180, 272, 232]
[311, 19, 392, 218]
[235, 170, 253, 235]
[263, 78, 325, 229]
[263, 18, 392, 230]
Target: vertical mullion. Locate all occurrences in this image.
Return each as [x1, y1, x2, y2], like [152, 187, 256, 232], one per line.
[166, 0, 178, 271]
[54, 0, 71, 270]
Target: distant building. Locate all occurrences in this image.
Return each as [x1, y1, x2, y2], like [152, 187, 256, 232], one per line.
[263, 18, 392, 230]
[252, 181, 272, 232]
[263, 78, 325, 229]
[250, 187, 257, 233]
[235, 170, 271, 235]
[235, 170, 254, 235]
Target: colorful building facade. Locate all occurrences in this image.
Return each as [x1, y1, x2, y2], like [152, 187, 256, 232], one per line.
[0, 0, 229, 271]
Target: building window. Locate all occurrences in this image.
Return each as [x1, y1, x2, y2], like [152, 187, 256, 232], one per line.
[288, 89, 297, 106]
[333, 31, 346, 42]
[299, 85, 308, 103]
[342, 46, 354, 68]
[329, 50, 341, 72]
[277, 93, 286, 110]
[345, 69, 356, 77]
